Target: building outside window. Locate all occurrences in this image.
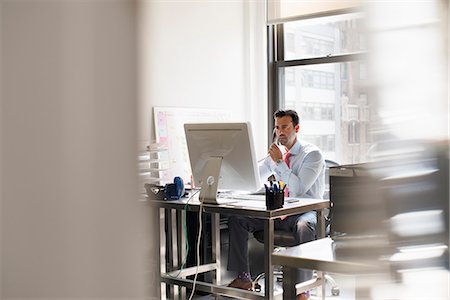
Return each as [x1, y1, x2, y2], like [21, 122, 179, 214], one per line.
[268, 12, 372, 164]
[348, 120, 360, 144]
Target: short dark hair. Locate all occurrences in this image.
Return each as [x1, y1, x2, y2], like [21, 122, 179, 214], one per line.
[273, 109, 299, 127]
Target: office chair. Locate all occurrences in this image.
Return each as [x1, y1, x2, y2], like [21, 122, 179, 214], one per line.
[252, 159, 340, 296]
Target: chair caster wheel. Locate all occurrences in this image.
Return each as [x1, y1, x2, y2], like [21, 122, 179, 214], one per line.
[331, 287, 340, 296]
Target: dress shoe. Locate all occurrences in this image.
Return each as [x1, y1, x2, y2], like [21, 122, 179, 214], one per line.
[228, 277, 253, 290]
[297, 291, 310, 300]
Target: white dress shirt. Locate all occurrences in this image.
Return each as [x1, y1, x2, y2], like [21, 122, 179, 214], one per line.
[259, 139, 325, 199]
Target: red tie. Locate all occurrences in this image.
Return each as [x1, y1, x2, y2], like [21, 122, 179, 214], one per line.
[283, 152, 291, 196]
[284, 152, 291, 168]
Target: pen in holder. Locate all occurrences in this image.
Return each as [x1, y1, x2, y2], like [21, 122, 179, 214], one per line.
[265, 183, 284, 210]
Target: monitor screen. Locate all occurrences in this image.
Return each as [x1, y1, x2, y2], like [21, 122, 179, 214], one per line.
[184, 122, 261, 201]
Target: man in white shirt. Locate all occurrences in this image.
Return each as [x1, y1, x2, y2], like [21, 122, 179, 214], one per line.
[227, 109, 325, 300]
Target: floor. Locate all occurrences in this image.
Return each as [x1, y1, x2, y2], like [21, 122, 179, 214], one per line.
[188, 221, 449, 300]
[193, 273, 357, 300]
[193, 268, 450, 300]
[192, 227, 358, 300]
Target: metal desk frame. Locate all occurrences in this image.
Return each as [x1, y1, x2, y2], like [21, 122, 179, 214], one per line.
[149, 195, 330, 300]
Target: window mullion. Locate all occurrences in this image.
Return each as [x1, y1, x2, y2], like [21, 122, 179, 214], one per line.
[276, 51, 366, 68]
[276, 24, 286, 111]
[267, 25, 277, 144]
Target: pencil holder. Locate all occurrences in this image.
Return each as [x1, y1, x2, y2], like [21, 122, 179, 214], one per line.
[265, 190, 284, 210]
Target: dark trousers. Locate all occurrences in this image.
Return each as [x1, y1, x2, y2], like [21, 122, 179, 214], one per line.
[227, 211, 317, 284]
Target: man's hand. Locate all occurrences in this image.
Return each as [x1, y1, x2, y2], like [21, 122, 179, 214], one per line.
[268, 143, 282, 163]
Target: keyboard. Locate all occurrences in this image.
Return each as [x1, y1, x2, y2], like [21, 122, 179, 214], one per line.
[217, 193, 266, 201]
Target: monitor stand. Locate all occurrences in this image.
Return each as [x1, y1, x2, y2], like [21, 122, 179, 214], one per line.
[199, 156, 222, 203]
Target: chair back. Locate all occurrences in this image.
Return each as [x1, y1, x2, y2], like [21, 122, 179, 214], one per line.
[324, 159, 339, 200]
[253, 229, 299, 247]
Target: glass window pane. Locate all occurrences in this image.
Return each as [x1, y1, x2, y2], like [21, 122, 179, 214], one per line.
[267, 0, 360, 24]
[281, 62, 373, 164]
[283, 13, 366, 60]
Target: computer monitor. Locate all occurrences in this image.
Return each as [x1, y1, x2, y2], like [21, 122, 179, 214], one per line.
[184, 122, 261, 203]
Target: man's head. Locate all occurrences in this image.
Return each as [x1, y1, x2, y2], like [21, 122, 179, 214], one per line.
[273, 109, 300, 149]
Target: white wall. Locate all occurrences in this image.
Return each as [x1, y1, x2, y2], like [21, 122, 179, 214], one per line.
[138, 0, 267, 156]
[1, 1, 148, 299]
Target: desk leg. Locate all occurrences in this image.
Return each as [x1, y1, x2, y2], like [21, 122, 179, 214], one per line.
[177, 209, 186, 299]
[211, 213, 221, 285]
[159, 207, 167, 300]
[170, 209, 180, 299]
[163, 210, 178, 299]
[316, 209, 326, 300]
[264, 218, 275, 300]
[282, 266, 297, 300]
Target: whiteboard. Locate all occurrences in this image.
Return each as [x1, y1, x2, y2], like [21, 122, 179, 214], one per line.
[153, 107, 231, 186]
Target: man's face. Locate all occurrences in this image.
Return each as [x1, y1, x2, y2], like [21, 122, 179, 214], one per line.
[274, 116, 299, 147]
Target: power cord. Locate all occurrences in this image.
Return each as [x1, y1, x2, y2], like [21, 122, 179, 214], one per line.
[167, 189, 200, 279]
[188, 199, 204, 300]
[188, 176, 214, 300]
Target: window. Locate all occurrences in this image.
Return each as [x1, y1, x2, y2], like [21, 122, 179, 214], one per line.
[285, 68, 295, 86]
[285, 32, 296, 53]
[268, 12, 372, 164]
[302, 135, 335, 152]
[359, 63, 367, 80]
[301, 70, 335, 90]
[283, 14, 366, 62]
[300, 36, 334, 57]
[300, 102, 335, 121]
[359, 93, 368, 104]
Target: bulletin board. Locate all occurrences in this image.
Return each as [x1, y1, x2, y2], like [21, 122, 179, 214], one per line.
[153, 107, 231, 186]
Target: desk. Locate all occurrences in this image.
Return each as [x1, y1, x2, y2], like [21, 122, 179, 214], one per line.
[149, 194, 330, 300]
[272, 238, 387, 300]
